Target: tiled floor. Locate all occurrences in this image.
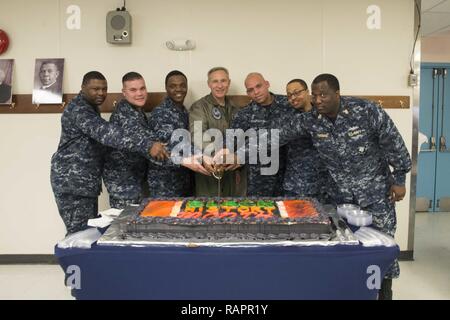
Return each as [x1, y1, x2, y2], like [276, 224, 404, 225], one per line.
[0, 264, 73, 300]
[0, 212, 449, 300]
[393, 211, 450, 300]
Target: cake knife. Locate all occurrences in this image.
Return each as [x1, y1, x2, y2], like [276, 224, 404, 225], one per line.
[330, 214, 347, 242]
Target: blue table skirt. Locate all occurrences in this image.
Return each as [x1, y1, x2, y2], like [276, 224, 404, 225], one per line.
[55, 242, 398, 300]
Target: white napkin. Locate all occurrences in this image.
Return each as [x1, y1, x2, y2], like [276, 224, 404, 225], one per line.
[98, 208, 123, 217]
[87, 208, 124, 228]
[87, 215, 114, 228]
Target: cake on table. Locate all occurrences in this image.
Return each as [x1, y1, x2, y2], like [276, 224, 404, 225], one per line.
[120, 198, 332, 241]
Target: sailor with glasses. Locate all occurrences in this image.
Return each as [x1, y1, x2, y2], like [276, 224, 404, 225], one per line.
[282, 79, 330, 202]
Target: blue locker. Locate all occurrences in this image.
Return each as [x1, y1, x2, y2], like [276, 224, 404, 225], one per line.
[417, 64, 450, 212]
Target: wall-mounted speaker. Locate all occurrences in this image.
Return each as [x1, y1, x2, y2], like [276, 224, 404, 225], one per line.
[106, 10, 132, 44]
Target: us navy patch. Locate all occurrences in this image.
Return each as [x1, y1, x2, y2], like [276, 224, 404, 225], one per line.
[212, 107, 222, 120]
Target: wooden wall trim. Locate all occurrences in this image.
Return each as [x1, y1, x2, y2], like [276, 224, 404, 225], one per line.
[0, 94, 410, 114]
[232, 95, 410, 109]
[357, 96, 410, 110]
[0, 93, 167, 114]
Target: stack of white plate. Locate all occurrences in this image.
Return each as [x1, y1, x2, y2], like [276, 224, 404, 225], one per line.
[336, 204, 373, 227]
[336, 204, 360, 218]
[346, 210, 372, 227]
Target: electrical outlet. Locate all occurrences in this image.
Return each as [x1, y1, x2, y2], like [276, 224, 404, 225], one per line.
[408, 73, 418, 87]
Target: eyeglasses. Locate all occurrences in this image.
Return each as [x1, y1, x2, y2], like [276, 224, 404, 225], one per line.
[287, 89, 306, 99]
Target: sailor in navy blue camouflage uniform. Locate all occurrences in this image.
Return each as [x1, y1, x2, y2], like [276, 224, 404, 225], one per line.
[281, 74, 411, 299]
[230, 72, 292, 197]
[51, 71, 168, 235]
[220, 73, 411, 300]
[147, 70, 212, 197]
[103, 72, 165, 209]
[283, 79, 329, 201]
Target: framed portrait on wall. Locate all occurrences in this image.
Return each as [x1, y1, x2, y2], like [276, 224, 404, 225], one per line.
[0, 59, 14, 105]
[32, 58, 64, 104]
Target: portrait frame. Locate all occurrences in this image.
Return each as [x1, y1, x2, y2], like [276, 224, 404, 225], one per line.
[32, 58, 65, 104]
[0, 59, 14, 105]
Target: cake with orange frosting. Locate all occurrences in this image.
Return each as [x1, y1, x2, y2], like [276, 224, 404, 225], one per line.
[123, 198, 331, 241]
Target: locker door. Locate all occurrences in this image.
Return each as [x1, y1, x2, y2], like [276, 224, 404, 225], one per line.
[416, 67, 438, 211]
[435, 68, 450, 212]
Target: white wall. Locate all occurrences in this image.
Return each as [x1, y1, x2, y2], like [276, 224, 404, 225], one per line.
[0, 0, 415, 254]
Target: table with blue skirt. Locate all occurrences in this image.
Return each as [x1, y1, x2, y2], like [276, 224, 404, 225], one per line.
[54, 241, 398, 300]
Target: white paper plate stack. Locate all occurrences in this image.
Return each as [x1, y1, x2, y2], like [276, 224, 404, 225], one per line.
[336, 204, 373, 226]
[336, 204, 360, 218]
[346, 210, 373, 227]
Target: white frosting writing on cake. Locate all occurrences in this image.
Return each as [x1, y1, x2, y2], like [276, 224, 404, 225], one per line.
[171, 201, 183, 217]
[276, 201, 288, 218]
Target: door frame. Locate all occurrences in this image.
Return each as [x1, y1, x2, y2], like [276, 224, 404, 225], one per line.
[407, 2, 421, 259]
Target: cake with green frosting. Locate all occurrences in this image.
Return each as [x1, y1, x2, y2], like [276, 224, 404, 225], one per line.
[123, 198, 332, 241]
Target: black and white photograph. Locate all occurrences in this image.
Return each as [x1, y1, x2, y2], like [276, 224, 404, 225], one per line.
[32, 58, 64, 104]
[0, 1, 449, 302]
[0, 59, 13, 104]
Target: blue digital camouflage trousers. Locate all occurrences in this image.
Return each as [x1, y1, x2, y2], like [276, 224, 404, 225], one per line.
[363, 198, 399, 279]
[54, 193, 99, 235]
